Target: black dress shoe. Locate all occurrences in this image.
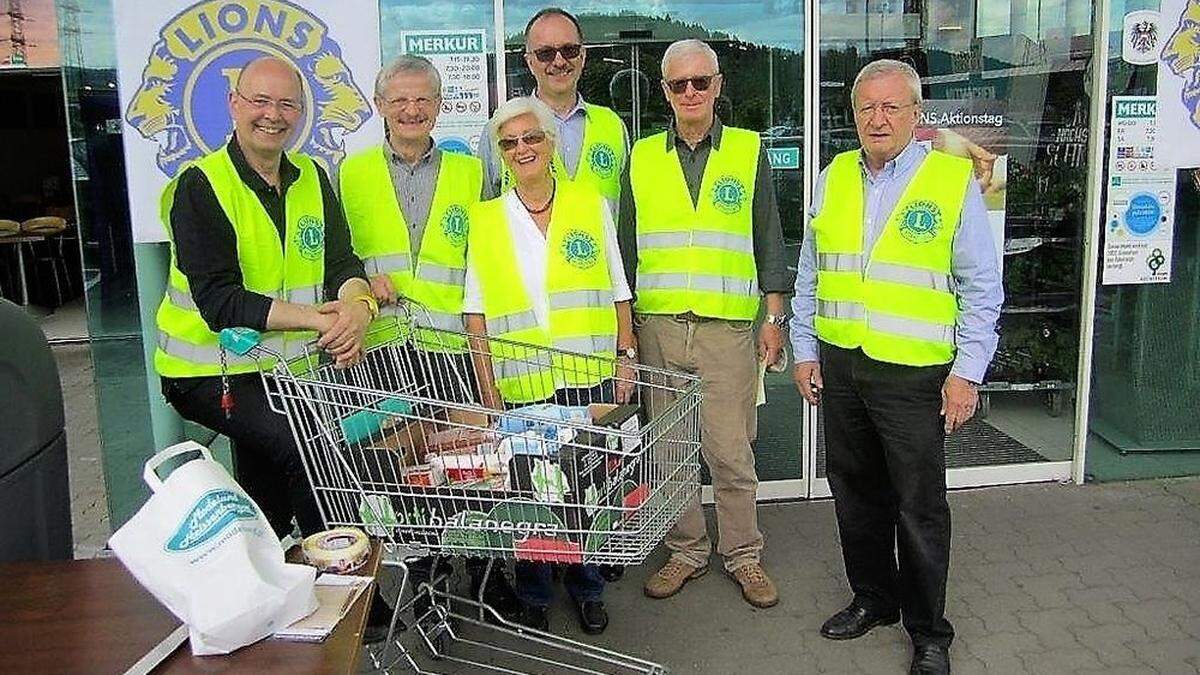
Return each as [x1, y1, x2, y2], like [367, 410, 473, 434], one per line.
[910, 644, 950, 674]
[598, 565, 625, 582]
[471, 571, 524, 623]
[819, 603, 900, 640]
[575, 600, 608, 635]
[518, 604, 549, 631]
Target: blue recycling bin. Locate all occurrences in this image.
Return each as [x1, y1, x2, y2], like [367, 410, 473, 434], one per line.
[0, 299, 72, 562]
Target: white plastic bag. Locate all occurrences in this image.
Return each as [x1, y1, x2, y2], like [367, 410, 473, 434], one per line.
[109, 441, 317, 655]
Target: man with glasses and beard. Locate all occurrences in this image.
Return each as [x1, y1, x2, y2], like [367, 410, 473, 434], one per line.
[620, 39, 789, 610]
[479, 7, 629, 219]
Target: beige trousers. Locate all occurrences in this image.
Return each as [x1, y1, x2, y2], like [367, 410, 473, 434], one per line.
[636, 314, 763, 572]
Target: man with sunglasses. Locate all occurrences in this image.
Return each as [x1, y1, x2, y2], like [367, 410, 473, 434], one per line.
[156, 56, 374, 542]
[478, 7, 629, 216]
[791, 59, 1002, 675]
[621, 39, 789, 610]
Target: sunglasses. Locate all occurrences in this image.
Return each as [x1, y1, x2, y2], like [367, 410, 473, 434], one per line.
[498, 129, 548, 152]
[528, 43, 583, 63]
[664, 75, 718, 95]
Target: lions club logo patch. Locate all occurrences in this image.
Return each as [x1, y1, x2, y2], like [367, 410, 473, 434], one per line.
[125, 0, 372, 178]
[295, 215, 325, 260]
[711, 175, 746, 215]
[561, 229, 600, 269]
[442, 204, 469, 246]
[898, 200, 942, 244]
[587, 143, 617, 179]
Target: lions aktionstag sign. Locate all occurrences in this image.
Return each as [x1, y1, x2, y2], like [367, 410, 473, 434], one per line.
[116, 0, 381, 242]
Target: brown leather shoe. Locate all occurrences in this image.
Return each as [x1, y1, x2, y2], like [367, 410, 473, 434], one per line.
[643, 559, 708, 599]
[728, 563, 779, 608]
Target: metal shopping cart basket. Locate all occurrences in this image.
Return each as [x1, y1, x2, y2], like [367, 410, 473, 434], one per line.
[223, 305, 702, 674]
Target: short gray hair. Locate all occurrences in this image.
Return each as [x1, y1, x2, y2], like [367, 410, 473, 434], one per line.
[375, 55, 442, 98]
[851, 59, 922, 107]
[661, 39, 719, 77]
[486, 96, 558, 159]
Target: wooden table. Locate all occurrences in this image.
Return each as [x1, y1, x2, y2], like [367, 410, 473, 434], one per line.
[0, 544, 382, 675]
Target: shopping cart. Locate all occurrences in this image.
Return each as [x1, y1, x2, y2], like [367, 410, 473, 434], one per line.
[222, 305, 702, 674]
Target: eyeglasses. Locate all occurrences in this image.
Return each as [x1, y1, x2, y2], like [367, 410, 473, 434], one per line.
[664, 74, 718, 95]
[855, 102, 917, 119]
[235, 90, 303, 114]
[497, 129, 548, 151]
[383, 96, 436, 110]
[528, 43, 583, 63]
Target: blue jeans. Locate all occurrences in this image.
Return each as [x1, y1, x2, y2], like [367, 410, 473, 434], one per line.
[515, 561, 605, 607]
[510, 381, 613, 607]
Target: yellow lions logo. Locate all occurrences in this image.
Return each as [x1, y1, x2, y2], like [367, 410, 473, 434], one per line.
[125, 0, 371, 177]
[1163, 0, 1200, 131]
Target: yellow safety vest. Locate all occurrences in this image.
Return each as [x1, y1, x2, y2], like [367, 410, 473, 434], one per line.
[630, 126, 761, 321]
[339, 146, 481, 350]
[813, 149, 972, 366]
[155, 146, 326, 377]
[467, 180, 617, 404]
[500, 103, 626, 202]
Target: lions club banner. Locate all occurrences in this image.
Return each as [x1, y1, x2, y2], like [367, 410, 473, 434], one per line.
[116, 0, 382, 242]
[1156, 0, 1200, 169]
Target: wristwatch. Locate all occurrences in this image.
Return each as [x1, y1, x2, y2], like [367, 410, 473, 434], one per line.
[618, 345, 638, 360]
[764, 313, 788, 327]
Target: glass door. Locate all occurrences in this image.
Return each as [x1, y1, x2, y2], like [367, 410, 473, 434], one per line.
[810, 0, 1095, 495]
[501, 1, 809, 498]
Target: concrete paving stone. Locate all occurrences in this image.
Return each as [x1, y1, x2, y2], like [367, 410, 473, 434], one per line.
[1117, 597, 1197, 637]
[1076, 668, 1159, 675]
[1015, 607, 1095, 646]
[1080, 600, 1130, 626]
[1070, 622, 1147, 667]
[1129, 638, 1200, 674]
[1019, 647, 1107, 674]
[1065, 585, 1140, 607]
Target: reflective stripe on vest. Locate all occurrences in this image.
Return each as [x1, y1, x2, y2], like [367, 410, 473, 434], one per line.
[467, 181, 617, 403]
[154, 146, 325, 378]
[363, 253, 412, 276]
[811, 149, 971, 366]
[341, 145, 480, 352]
[630, 126, 762, 320]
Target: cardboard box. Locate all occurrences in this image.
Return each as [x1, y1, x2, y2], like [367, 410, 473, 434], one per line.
[368, 420, 428, 466]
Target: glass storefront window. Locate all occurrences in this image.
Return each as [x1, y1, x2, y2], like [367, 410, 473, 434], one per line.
[1084, 0, 1200, 480]
[816, 0, 1096, 480]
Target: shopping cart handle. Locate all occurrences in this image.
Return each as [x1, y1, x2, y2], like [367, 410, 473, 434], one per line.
[219, 327, 264, 356]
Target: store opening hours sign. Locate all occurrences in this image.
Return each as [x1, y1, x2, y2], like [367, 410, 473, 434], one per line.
[401, 29, 490, 156]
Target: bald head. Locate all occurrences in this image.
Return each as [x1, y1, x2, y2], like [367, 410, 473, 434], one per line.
[236, 55, 303, 98]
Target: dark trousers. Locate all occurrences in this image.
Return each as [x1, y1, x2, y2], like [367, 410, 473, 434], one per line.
[162, 374, 324, 538]
[820, 344, 954, 648]
[510, 380, 612, 608]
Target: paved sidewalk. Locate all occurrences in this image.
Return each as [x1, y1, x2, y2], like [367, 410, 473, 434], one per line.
[57, 346, 1200, 673]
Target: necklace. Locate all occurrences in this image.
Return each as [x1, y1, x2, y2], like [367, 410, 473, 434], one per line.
[517, 179, 555, 215]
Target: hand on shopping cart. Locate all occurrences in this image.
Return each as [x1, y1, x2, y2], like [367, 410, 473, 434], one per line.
[369, 273, 398, 306]
[316, 299, 372, 367]
[615, 358, 637, 403]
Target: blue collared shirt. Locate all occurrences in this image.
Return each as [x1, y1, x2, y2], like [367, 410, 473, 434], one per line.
[789, 140, 1003, 383]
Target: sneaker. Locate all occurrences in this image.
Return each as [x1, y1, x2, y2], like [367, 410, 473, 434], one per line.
[643, 559, 707, 599]
[575, 599, 608, 634]
[728, 563, 779, 608]
[598, 565, 625, 582]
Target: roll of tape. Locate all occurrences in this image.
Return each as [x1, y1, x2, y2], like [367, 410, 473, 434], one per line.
[302, 527, 370, 574]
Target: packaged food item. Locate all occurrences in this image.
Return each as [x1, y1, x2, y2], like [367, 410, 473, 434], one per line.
[424, 427, 497, 453]
[429, 446, 512, 484]
[401, 464, 444, 487]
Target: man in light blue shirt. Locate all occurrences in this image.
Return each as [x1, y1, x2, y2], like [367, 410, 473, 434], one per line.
[790, 60, 1002, 675]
